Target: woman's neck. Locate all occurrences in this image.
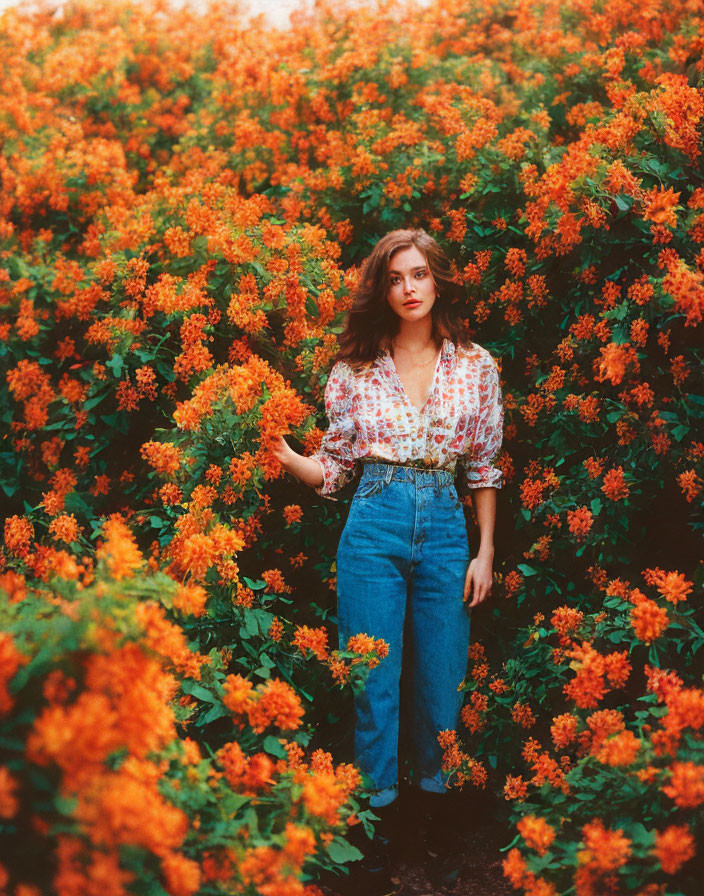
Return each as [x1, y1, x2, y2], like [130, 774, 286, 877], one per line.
[392, 316, 437, 353]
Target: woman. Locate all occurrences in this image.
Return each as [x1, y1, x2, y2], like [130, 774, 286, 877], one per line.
[274, 228, 503, 892]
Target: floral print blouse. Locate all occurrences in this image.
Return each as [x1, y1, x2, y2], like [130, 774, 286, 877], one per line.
[310, 338, 504, 499]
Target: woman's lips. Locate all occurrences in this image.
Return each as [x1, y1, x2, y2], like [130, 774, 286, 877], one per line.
[403, 300, 421, 307]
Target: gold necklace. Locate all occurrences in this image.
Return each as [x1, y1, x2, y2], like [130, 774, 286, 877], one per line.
[391, 342, 440, 368]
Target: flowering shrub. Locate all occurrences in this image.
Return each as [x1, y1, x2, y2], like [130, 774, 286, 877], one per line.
[1, 0, 704, 892]
[0, 516, 384, 895]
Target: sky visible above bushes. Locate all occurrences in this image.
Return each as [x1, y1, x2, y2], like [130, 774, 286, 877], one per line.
[0, 0, 434, 29]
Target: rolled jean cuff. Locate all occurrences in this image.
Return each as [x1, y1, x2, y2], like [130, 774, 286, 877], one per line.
[369, 784, 398, 808]
[419, 774, 448, 794]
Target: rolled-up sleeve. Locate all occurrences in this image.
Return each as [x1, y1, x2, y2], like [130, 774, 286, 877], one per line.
[309, 361, 357, 499]
[458, 353, 504, 490]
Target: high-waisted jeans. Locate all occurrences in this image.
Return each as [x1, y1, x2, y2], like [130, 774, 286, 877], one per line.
[336, 461, 471, 807]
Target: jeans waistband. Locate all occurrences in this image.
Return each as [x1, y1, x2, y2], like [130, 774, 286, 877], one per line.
[360, 460, 455, 487]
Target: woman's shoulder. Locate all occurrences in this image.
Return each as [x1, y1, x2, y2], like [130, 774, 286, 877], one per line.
[328, 356, 376, 381]
[455, 340, 499, 370]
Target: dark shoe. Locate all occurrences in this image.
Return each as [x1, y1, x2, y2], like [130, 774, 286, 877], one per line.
[339, 800, 400, 896]
[411, 788, 462, 889]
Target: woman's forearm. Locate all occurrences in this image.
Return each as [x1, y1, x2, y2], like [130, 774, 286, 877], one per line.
[469, 486, 497, 558]
[285, 452, 325, 489]
[273, 436, 325, 489]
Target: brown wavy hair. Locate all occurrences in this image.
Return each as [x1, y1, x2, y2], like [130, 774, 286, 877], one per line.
[333, 228, 469, 367]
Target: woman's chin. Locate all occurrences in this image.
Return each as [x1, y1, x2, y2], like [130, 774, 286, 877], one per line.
[398, 304, 430, 318]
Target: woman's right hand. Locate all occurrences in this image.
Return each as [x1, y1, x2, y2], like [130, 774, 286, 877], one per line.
[272, 435, 296, 471]
[271, 435, 324, 490]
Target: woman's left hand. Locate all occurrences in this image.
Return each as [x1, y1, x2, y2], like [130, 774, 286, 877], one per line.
[464, 551, 494, 608]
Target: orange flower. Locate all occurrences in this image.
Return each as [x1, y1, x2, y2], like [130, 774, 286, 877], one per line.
[219, 742, 275, 795]
[0, 634, 29, 715]
[4, 515, 34, 558]
[283, 504, 303, 525]
[563, 643, 630, 709]
[172, 583, 208, 617]
[551, 607, 584, 638]
[503, 775, 528, 801]
[651, 569, 693, 605]
[261, 568, 290, 594]
[566, 506, 593, 540]
[75, 758, 189, 856]
[139, 442, 181, 476]
[48, 514, 81, 544]
[512, 702, 536, 728]
[0, 766, 19, 819]
[301, 771, 345, 825]
[601, 466, 629, 501]
[223, 674, 254, 717]
[594, 342, 640, 386]
[135, 602, 209, 679]
[550, 713, 578, 749]
[662, 761, 704, 808]
[593, 730, 641, 766]
[346, 633, 387, 657]
[517, 815, 556, 856]
[269, 617, 285, 642]
[642, 186, 680, 227]
[248, 679, 305, 733]
[520, 478, 545, 510]
[96, 516, 144, 580]
[652, 824, 695, 874]
[677, 468, 701, 502]
[161, 852, 201, 896]
[586, 709, 624, 750]
[577, 818, 631, 872]
[292, 625, 329, 661]
[630, 598, 669, 644]
[502, 847, 528, 887]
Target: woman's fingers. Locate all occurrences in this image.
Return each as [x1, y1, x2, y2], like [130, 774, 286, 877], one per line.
[463, 565, 473, 603]
[466, 562, 493, 608]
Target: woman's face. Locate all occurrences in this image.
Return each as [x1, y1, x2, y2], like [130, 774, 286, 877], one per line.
[386, 245, 437, 323]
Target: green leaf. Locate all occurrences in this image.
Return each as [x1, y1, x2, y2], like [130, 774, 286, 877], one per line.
[180, 680, 221, 704]
[197, 704, 231, 726]
[106, 354, 123, 378]
[263, 735, 288, 758]
[326, 837, 364, 864]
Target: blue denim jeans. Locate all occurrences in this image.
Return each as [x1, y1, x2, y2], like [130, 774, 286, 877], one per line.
[336, 461, 471, 807]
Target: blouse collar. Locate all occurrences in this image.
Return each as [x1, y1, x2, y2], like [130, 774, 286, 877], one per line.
[377, 337, 455, 370]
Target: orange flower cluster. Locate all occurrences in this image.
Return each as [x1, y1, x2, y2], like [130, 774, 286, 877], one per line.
[575, 818, 632, 888]
[601, 466, 630, 501]
[223, 674, 305, 733]
[218, 741, 275, 796]
[502, 847, 558, 895]
[437, 729, 487, 789]
[141, 441, 182, 476]
[238, 822, 316, 896]
[517, 814, 556, 856]
[0, 633, 29, 715]
[562, 642, 631, 709]
[566, 506, 593, 540]
[345, 633, 390, 669]
[95, 515, 144, 581]
[292, 625, 329, 661]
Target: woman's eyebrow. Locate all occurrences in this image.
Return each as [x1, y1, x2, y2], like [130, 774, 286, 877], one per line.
[389, 265, 427, 274]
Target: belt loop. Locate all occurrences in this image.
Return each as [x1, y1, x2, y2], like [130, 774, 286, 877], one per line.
[385, 465, 394, 485]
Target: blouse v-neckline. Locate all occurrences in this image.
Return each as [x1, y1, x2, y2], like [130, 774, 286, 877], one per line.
[381, 338, 448, 416]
